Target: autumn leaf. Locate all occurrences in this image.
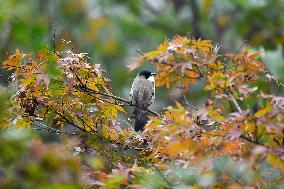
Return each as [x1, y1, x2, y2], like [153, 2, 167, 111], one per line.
[267, 154, 284, 171]
[2, 49, 22, 69]
[115, 105, 126, 113]
[254, 103, 272, 117]
[144, 51, 162, 58]
[166, 140, 191, 156]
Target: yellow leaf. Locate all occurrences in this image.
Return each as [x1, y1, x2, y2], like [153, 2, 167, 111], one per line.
[16, 118, 32, 127]
[157, 41, 168, 52]
[145, 116, 162, 129]
[90, 158, 104, 171]
[175, 101, 183, 109]
[244, 121, 255, 133]
[144, 51, 161, 58]
[184, 70, 200, 79]
[267, 154, 284, 171]
[115, 105, 126, 113]
[131, 162, 146, 173]
[111, 106, 117, 118]
[20, 77, 36, 87]
[88, 82, 99, 91]
[2, 49, 22, 68]
[202, 0, 213, 12]
[254, 103, 272, 117]
[223, 140, 241, 154]
[208, 107, 226, 122]
[166, 140, 191, 155]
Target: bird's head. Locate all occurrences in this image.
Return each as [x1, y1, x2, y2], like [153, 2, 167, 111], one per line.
[138, 70, 156, 82]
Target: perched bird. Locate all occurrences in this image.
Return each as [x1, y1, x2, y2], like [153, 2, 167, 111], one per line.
[130, 70, 156, 131]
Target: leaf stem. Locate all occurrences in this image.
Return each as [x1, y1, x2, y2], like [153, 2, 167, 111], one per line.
[228, 92, 242, 113]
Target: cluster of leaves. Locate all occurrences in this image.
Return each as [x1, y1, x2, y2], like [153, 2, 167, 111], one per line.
[132, 35, 264, 93]
[1, 35, 284, 188]
[1, 47, 162, 181]
[1, 49, 126, 136]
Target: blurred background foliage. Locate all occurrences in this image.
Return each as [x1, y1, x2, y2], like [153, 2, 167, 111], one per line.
[0, 0, 283, 109]
[0, 127, 83, 188]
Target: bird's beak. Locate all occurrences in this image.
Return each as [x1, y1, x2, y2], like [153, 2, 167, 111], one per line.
[151, 73, 156, 76]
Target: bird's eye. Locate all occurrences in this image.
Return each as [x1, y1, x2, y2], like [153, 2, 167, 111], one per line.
[151, 73, 156, 76]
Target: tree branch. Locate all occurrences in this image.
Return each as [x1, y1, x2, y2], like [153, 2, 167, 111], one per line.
[225, 92, 270, 147]
[52, 29, 62, 58]
[228, 92, 242, 113]
[223, 40, 247, 73]
[240, 134, 266, 147]
[75, 85, 160, 117]
[53, 109, 87, 132]
[34, 121, 78, 135]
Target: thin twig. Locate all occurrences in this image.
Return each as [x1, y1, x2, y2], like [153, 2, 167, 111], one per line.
[152, 164, 172, 188]
[240, 135, 266, 146]
[223, 40, 247, 73]
[193, 64, 204, 77]
[75, 114, 106, 141]
[50, 108, 87, 132]
[69, 67, 131, 104]
[228, 92, 242, 113]
[77, 85, 129, 104]
[183, 95, 190, 106]
[53, 29, 56, 53]
[69, 67, 85, 86]
[230, 40, 247, 62]
[52, 29, 62, 58]
[75, 85, 160, 117]
[225, 92, 270, 147]
[34, 121, 78, 135]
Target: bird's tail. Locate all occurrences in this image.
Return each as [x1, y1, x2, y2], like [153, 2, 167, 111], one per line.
[131, 107, 149, 132]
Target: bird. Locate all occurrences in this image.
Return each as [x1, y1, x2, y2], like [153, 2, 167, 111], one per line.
[130, 70, 156, 132]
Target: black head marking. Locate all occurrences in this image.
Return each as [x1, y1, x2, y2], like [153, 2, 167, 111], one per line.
[138, 70, 155, 79]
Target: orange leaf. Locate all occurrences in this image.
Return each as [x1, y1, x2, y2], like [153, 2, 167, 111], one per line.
[166, 140, 191, 155]
[248, 51, 261, 60]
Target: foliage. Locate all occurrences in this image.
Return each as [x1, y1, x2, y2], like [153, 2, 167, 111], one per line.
[0, 128, 82, 188]
[1, 34, 284, 188]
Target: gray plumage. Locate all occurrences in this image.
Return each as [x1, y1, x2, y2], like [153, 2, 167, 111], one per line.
[130, 70, 155, 131]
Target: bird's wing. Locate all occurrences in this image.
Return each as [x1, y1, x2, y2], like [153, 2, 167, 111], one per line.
[139, 79, 155, 109]
[130, 77, 155, 109]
